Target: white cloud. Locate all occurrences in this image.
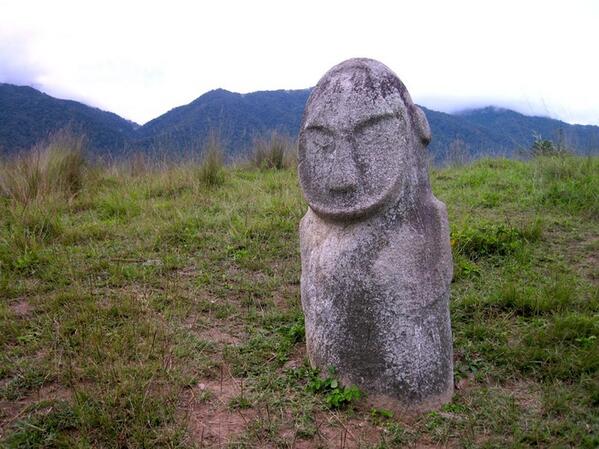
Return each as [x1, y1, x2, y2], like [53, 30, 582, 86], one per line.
[0, 0, 598, 125]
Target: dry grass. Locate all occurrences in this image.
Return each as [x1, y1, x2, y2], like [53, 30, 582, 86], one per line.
[0, 129, 86, 205]
[250, 132, 297, 170]
[198, 134, 226, 187]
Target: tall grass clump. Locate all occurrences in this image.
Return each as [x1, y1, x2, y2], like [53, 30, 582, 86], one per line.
[444, 138, 471, 167]
[125, 151, 153, 177]
[251, 132, 296, 170]
[197, 134, 225, 187]
[0, 129, 87, 204]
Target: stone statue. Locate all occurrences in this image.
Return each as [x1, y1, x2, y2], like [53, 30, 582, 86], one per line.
[298, 58, 453, 410]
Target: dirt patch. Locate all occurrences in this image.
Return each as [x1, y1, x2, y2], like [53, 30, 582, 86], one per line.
[310, 413, 384, 449]
[506, 380, 542, 415]
[455, 373, 477, 393]
[184, 373, 256, 447]
[34, 383, 73, 403]
[283, 407, 431, 449]
[545, 227, 598, 285]
[282, 344, 307, 372]
[568, 232, 599, 285]
[197, 327, 242, 346]
[182, 364, 392, 449]
[177, 265, 198, 277]
[412, 445, 450, 449]
[0, 383, 73, 439]
[272, 283, 300, 311]
[580, 247, 598, 284]
[9, 298, 31, 317]
[185, 313, 245, 347]
[181, 371, 419, 449]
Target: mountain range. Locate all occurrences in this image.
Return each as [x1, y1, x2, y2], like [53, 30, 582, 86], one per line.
[0, 83, 137, 153]
[1, 83, 598, 162]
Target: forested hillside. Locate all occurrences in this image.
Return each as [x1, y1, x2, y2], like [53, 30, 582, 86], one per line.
[2, 83, 598, 161]
[0, 84, 138, 155]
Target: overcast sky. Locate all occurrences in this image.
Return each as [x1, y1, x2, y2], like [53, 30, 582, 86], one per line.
[1, 0, 598, 126]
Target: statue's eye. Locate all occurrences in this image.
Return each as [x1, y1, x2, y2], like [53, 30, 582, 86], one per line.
[305, 127, 334, 155]
[354, 113, 394, 135]
[314, 135, 333, 151]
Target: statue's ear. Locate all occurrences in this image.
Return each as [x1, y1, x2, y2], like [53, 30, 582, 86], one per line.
[412, 105, 431, 146]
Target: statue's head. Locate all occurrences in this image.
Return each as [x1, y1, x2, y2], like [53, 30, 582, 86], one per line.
[298, 58, 431, 221]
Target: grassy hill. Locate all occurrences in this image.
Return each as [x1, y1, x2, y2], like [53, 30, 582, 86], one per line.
[0, 148, 597, 447]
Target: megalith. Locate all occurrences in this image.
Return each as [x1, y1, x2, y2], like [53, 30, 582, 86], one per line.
[298, 58, 453, 410]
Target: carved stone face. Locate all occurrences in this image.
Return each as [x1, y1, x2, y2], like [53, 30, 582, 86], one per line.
[298, 59, 427, 221]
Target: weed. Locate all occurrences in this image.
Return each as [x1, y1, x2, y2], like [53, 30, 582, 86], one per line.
[381, 422, 412, 447]
[452, 253, 480, 281]
[369, 407, 394, 426]
[307, 368, 362, 409]
[228, 394, 252, 410]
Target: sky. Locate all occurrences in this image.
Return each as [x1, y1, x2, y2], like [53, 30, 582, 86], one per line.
[1, 0, 598, 126]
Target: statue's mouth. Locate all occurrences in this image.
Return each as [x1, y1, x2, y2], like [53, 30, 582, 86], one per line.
[329, 182, 357, 195]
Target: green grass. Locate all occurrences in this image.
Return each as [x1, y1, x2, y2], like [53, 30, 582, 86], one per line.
[0, 154, 597, 448]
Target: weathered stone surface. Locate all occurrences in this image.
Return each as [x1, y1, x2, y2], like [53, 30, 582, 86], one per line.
[298, 58, 453, 410]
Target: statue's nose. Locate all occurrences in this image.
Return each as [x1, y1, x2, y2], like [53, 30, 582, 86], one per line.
[329, 138, 358, 193]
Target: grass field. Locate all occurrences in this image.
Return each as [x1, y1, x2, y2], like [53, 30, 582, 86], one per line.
[0, 151, 597, 448]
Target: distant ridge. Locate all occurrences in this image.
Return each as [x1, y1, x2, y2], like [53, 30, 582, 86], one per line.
[1, 83, 598, 160]
[133, 90, 599, 160]
[135, 88, 310, 156]
[0, 83, 138, 155]
[454, 106, 599, 151]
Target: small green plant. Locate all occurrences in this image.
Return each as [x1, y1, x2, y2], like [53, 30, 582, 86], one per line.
[452, 253, 480, 281]
[370, 407, 394, 425]
[307, 368, 362, 409]
[283, 317, 305, 344]
[575, 335, 597, 349]
[530, 132, 570, 157]
[382, 422, 410, 446]
[441, 401, 468, 413]
[530, 133, 557, 156]
[228, 394, 252, 410]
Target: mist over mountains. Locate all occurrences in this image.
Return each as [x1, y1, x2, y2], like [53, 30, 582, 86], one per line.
[1, 83, 598, 161]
